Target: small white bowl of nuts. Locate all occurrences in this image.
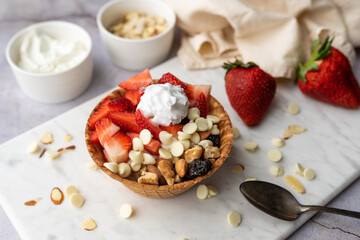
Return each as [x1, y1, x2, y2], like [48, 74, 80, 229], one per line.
[97, 0, 176, 70]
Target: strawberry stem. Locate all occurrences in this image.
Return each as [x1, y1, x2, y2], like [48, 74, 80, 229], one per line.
[223, 60, 257, 73]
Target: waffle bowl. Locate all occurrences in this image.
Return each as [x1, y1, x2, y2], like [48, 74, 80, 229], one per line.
[85, 87, 233, 198]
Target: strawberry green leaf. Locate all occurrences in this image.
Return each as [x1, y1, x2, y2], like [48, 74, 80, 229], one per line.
[223, 60, 257, 73]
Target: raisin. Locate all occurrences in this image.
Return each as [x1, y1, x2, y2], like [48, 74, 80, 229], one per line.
[186, 159, 212, 179]
[207, 134, 220, 148]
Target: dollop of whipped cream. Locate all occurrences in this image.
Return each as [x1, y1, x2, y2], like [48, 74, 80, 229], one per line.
[137, 83, 189, 126]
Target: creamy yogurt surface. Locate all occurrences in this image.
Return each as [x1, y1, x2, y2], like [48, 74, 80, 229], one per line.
[18, 30, 88, 73]
[137, 83, 189, 126]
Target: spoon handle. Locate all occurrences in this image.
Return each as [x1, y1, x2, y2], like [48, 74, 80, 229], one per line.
[301, 205, 360, 219]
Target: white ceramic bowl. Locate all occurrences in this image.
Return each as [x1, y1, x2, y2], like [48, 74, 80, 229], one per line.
[6, 21, 93, 104]
[97, 0, 176, 70]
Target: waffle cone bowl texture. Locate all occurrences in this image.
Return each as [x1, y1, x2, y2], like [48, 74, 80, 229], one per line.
[85, 86, 233, 198]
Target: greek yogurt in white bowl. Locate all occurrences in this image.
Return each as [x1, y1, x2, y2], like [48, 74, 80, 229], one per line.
[6, 21, 93, 104]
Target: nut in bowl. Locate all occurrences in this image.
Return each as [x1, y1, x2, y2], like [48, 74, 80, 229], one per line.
[96, 0, 176, 70]
[85, 70, 233, 198]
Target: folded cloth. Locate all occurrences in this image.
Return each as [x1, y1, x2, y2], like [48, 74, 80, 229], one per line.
[163, 0, 360, 79]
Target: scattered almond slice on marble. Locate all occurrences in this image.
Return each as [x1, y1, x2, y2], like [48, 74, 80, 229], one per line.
[120, 203, 134, 219]
[24, 197, 42, 206]
[63, 134, 73, 142]
[86, 161, 99, 170]
[269, 165, 284, 177]
[227, 211, 242, 227]
[27, 141, 40, 154]
[65, 185, 78, 197]
[293, 162, 304, 176]
[196, 184, 208, 200]
[40, 132, 53, 144]
[304, 168, 316, 180]
[243, 142, 258, 152]
[233, 127, 240, 139]
[50, 187, 64, 205]
[267, 149, 282, 162]
[288, 103, 300, 115]
[271, 137, 285, 148]
[81, 218, 97, 231]
[39, 148, 47, 158]
[284, 175, 305, 194]
[289, 125, 307, 134]
[70, 193, 85, 208]
[232, 164, 244, 174]
[45, 150, 60, 160]
[283, 129, 292, 140]
[57, 145, 76, 152]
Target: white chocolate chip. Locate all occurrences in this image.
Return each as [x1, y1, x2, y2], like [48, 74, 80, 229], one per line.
[211, 125, 220, 135]
[245, 177, 257, 182]
[159, 148, 172, 159]
[81, 218, 97, 231]
[189, 132, 200, 144]
[27, 141, 40, 154]
[118, 163, 131, 178]
[104, 162, 118, 173]
[129, 150, 143, 164]
[269, 165, 284, 177]
[64, 134, 73, 142]
[70, 193, 85, 208]
[227, 211, 241, 227]
[65, 185, 78, 197]
[288, 103, 300, 115]
[206, 119, 213, 130]
[207, 185, 218, 197]
[179, 139, 191, 150]
[45, 150, 60, 160]
[86, 161, 99, 170]
[132, 138, 144, 151]
[195, 117, 208, 131]
[120, 203, 133, 219]
[177, 131, 191, 140]
[198, 140, 213, 149]
[142, 153, 156, 165]
[196, 184, 208, 200]
[294, 162, 304, 176]
[267, 149, 282, 162]
[171, 141, 184, 157]
[183, 122, 198, 135]
[206, 114, 220, 123]
[161, 143, 171, 150]
[232, 164, 244, 174]
[233, 127, 240, 139]
[130, 161, 142, 172]
[159, 131, 173, 145]
[271, 137, 285, 148]
[139, 129, 152, 145]
[243, 142, 258, 152]
[40, 132, 53, 144]
[304, 168, 316, 180]
[188, 107, 200, 120]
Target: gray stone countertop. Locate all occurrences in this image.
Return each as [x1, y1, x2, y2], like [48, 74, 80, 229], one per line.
[0, 1, 359, 239]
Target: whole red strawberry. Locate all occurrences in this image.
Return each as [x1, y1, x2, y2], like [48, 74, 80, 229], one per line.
[297, 37, 360, 109]
[223, 61, 276, 126]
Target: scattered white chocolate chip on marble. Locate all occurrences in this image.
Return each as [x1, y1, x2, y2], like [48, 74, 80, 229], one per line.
[139, 129, 152, 145]
[269, 165, 284, 177]
[285, 175, 305, 194]
[288, 103, 300, 115]
[245, 177, 257, 182]
[232, 164, 244, 174]
[227, 211, 242, 227]
[159, 131, 173, 145]
[289, 125, 307, 134]
[233, 127, 240, 139]
[207, 185, 218, 197]
[104, 162, 119, 173]
[268, 149, 282, 162]
[304, 168, 316, 180]
[171, 141, 184, 157]
[132, 138, 144, 151]
[283, 129, 292, 140]
[65, 185, 78, 197]
[129, 150, 144, 164]
[27, 141, 40, 154]
[63, 134, 73, 142]
[159, 148, 172, 159]
[196, 184, 208, 200]
[183, 122, 198, 135]
[81, 218, 97, 231]
[142, 153, 156, 165]
[120, 203, 133, 219]
[188, 107, 200, 120]
[195, 117, 209, 131]
[118, 163, 132, 177]
[40, 132, 53, 144]
[70, 193, 85, 208]
[86, 161, 99, 170]
[293, 162, 304, 176]
[271, 137, 285, 148]
[243, 142, 258, 152]
[45, 150, 60, 160]
[206, 114, 220, 123]
[50, 187, 64, 205]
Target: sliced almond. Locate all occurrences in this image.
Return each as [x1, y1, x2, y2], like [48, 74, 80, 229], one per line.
[243, 142, 258, 152]
[284, 175, 305, 194]
[27, 142, 40, 154]
[70, 193, 85, 208]
[45, 150, 60, 160]
[24, 197, 41, 206]
[40, 132, 53, 144]
[81, 218, 97, 231]
[63, 134, 73, 142]
[50, 187, 64, 205]
[283, 129, 292, 140]
[232, 164, 244, 174]
[289, 125, 307, 134]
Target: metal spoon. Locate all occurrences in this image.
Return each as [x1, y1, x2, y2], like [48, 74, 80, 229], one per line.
[240, 181, 360, 221]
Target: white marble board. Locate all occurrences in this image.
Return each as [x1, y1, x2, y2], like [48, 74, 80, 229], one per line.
[0, 57, 359, 240]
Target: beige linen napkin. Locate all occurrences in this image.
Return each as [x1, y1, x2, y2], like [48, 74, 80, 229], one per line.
[163, 0, 360, 78]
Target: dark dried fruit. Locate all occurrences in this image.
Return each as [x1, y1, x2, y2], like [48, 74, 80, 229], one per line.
[187, 159, 212, 179]
[207, 134, 220, 148]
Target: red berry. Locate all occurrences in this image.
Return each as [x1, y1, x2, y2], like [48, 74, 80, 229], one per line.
[108, 98, 135, 112]
[193, 92, 208, 117]
[119, 68, 153, 90]
[109, 111, 142, 133]
[134, 110, 162, 139]
[88, 97, 111, 129]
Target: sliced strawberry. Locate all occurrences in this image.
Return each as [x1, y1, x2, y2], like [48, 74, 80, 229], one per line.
[108, 97, 135, 112]
[186, 84, 211, 106]
[88, 96, 111, 129]
[109, 111, 142, 133]
[124, 89, 143, 106]
[89, 130, 100, 144]
[103, 131, 131, 163]
[95, 118, 120, 147]
[134, 110, 162, 139]
[161, 124, 184, 138]
[159, 72, 187, 89]
[127, 132, 161, 155]
[194, 92, 208, 117]
[118, 68, 153, 90]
